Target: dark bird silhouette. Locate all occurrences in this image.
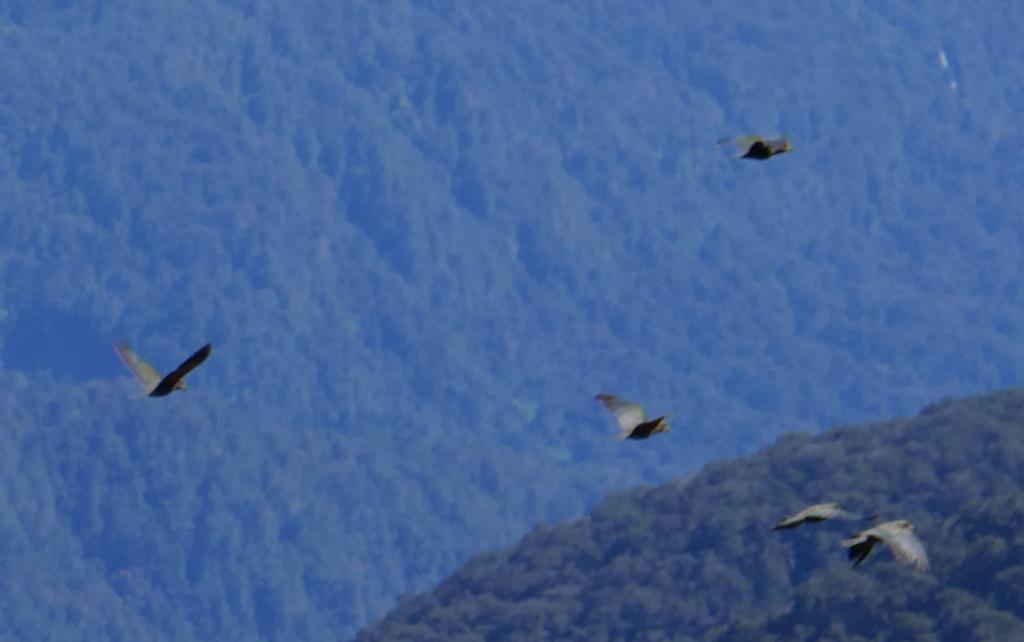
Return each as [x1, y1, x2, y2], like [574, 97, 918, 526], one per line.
[718, 135, 792, 160]
[595, 393, 670, 440]
[773, 502, 878, 531]
[114, 341, 212, 397]
[842, 519, 929, 571]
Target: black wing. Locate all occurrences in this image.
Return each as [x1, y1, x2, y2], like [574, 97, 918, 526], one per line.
[848, 537, 878, 567]
[149, 343, 213, 397]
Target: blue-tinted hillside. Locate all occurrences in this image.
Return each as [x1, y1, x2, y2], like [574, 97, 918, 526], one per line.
[1, 1, 1023, 639]
[357, 389, 1024, 641]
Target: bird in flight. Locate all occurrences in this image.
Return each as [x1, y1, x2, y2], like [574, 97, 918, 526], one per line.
[114, 340, 212, 397]
[773, 502, 877, 531]
[594, 393, 670, 440]
[841, 519, 929, 571]
[717, 135, 792, 160]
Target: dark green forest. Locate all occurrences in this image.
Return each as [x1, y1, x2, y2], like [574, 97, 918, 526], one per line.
[2, 0, 1024, 639]
[357, 389, 1024, 641]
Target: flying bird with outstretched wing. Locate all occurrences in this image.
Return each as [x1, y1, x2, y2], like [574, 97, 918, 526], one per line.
[114, 340, 212, 397]
[717, 135, 792, 160]
[594, 393, 670, 440]
[841, 519, 929, 571]
[773, 502, 877, 531]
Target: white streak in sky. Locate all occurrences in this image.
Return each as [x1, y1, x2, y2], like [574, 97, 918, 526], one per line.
[937, 47, 958, 91]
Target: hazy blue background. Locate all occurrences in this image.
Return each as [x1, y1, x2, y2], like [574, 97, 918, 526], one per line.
[1, 0, 1023, 639]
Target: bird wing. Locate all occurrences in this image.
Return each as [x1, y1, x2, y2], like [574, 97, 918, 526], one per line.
[158, 343, 213, 390]
[805, 502, 842, 519]
[774, 512, 805, 529]
[880, 524, 930, 571]
[817, 503, 878, 523]
[113, 340, 163, 388]
[775, 502, 837, 528]
[595, 393, 646, 431]
[845, 535, 878, 567]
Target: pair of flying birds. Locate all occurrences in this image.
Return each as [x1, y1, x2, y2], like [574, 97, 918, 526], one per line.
[114, 341, 212, 397]
[775, 503, 929, 571]
[598, 137, 790, 427]
[595, 397, 927, 571]
[114, 138, 780, 396]
[113, 140, 783, 395]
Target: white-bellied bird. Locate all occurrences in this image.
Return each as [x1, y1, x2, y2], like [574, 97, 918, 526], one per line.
[773, 502, 878, 531]
[595, 393, 670, 440]
[842, 519, 930, 571]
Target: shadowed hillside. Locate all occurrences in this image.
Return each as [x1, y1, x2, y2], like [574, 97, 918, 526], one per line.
[3, 1, 1024, 638]
[356, 389, 1024, 641]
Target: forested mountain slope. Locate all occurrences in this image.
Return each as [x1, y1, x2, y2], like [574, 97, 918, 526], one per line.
[357, 389, 1024, 641]
[2, 1, 1024, 639]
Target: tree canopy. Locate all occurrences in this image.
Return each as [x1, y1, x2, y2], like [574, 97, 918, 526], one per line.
[3, 0, 1024, 639]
